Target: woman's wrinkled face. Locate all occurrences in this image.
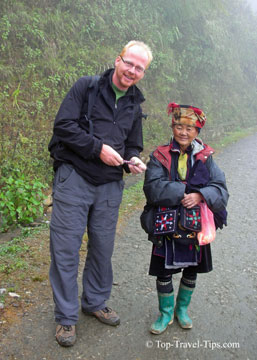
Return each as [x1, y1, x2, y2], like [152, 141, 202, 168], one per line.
[172, 124, 199, 151]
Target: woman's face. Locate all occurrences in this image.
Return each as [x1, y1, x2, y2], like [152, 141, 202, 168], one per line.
[172, 124, 199, 151]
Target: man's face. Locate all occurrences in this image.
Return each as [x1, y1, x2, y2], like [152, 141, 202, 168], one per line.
[112, 45, 149, 91]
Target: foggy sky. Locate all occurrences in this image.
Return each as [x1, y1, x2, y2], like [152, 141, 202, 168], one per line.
[247, 0, 257, 12]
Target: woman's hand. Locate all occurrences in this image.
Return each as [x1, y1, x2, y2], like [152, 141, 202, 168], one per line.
[181, 193, 203, 208]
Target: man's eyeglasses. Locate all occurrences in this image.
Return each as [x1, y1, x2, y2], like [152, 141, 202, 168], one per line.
[120, 56, 145, 74]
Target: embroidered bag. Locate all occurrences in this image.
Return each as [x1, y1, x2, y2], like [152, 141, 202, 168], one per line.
[168, 228, 198, 245]
[180, 205, 201, 232]
[153, 207, 178, 235]
[197, 201, 216, 245]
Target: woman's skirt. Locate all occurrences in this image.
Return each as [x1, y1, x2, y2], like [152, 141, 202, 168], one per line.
[149, 241, 213, 277]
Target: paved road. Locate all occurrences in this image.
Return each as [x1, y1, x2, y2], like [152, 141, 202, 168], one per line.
[1, 133, 257, 360]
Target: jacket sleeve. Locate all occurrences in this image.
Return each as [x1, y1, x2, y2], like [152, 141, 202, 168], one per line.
[143, 154, 186, 207]
[199, 156, 229, 212]
[53, 77, 103, 159]
[123, 106, 143, 160]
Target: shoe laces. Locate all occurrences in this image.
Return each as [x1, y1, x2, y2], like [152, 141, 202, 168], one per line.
[102, 307, 112, 313]
[62, 325, 72, 332]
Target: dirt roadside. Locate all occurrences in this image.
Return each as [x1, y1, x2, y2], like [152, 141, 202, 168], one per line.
[1, 133, 257, 360]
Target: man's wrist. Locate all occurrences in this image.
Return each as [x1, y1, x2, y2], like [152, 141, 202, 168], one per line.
[94, 139, 104, 157]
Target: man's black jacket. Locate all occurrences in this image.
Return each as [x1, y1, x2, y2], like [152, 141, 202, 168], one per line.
[49, 69, 145, 185]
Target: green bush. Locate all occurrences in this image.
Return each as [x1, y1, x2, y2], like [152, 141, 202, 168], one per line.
[0, 168, 46, 232]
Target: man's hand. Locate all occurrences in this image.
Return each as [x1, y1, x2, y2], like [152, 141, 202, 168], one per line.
[181, 193, 203, 208]
[100, 144, 123, 166]
[128, 156, 147, 174]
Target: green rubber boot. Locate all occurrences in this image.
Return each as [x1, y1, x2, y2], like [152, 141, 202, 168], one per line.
[150, 292, 174, 334]
[175, 284, 194, 329]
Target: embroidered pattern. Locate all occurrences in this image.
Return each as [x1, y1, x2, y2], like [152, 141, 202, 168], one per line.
[186, 209, 201, 230]
[154, 207, 177, 235]
[157, 279, 172, 286]
[182, 277, 196, 286]
[181, 206, 201, 231]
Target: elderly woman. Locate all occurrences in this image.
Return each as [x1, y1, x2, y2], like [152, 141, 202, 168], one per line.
[143, 103, 229, 334]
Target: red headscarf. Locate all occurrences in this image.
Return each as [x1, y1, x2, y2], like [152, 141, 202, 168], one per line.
[167, 102, 206, 129]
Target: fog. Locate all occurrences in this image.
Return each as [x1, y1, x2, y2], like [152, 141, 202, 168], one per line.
[247, 0, 257, 12]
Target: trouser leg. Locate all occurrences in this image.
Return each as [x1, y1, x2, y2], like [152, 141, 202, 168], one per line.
[49, 164, 93, 324]
[50, 228, 84, 325]
[81, 180, 123, 312]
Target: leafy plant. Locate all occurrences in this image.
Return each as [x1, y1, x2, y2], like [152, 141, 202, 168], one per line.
[0, 168, 46, 232]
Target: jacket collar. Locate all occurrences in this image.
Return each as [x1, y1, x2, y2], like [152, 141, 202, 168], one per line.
[169, 138, 205, 156]
[153, 138, 214, 175]
[99, 68, 145, 104]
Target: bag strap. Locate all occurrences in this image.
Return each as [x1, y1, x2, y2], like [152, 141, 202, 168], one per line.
[86, 75, 143, 135]
[85, 75, 100, 135]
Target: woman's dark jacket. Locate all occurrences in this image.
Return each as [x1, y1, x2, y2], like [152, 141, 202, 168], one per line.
[143, 138, 229, 276]
[49, 68, 145, 185]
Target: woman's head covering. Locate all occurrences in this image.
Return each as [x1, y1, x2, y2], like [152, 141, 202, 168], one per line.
[167, 102, 206, 129]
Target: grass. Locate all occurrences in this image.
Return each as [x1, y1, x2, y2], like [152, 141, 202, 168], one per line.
[0, 223, 49, 300]
[208, 125, 257, 150]
[0, 237, 29, 274]
[119, 180, 145, 217]
[0, 224, 50, 274]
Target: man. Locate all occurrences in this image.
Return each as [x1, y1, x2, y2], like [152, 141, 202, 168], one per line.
[48, 41, 152, 347]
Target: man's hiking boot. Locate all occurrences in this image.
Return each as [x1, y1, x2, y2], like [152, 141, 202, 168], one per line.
[82, 306, 120, 326]
[56, 325, 76, 347]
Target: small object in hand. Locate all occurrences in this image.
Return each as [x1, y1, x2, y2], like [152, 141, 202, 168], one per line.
[123, 160, 136, 166]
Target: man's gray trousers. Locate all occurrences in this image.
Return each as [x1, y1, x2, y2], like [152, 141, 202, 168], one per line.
[49, 164, 123, 325]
